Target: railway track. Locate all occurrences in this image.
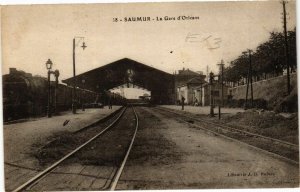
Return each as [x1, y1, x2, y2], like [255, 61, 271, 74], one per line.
[155, 107, 299, 164]
[12, 107, 139, 191]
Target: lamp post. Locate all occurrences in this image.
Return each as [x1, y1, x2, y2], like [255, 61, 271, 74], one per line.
[45, 59, 60, 118]
[54, 70, 60, 114]
[209, 72, 215, 117]
[46, 59, 53, 118]
[199, 84, 202, 106]
[72, 37, 87, 114]
[82, 79, 85, 111]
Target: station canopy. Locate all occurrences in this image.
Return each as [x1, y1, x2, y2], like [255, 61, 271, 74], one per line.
[62, 58, 175, 104]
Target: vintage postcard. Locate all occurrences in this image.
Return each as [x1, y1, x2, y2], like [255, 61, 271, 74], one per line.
[1, 0, 298, 191]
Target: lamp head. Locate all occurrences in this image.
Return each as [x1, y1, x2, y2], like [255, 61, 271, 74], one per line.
[81, 42, 87, 50]
[46, 59, 53, 70]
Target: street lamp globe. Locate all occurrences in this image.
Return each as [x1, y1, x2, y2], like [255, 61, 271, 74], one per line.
[81, 42, 87, 50]
[46, 59, 53, 70]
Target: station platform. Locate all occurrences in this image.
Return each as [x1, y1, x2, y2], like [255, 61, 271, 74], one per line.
[3, 106, 122, 168]
[160, 105, 245, 115]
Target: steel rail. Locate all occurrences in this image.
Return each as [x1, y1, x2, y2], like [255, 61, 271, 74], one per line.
[158, 107, 298, 149]
[109, 107, 139, 190]
[155, 107, 299, 165]
[12, 107, 127, 192]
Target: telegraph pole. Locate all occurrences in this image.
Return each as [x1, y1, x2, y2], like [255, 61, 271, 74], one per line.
[217, 60, 224, 120]
[249, 50, 253, 108]
[244, 49, 253, 109]
[206, 65, 209, 82]
[209, 72, 215, 117]
[217, 60, 225, 106]
[282, 0, 291, 95]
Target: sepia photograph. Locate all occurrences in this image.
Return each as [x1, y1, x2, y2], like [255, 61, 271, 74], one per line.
[0, 0, 299, 191]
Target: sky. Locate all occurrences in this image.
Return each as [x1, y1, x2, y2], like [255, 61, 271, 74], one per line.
[111, 87, 151, 99]
[1, 0, 296, 82]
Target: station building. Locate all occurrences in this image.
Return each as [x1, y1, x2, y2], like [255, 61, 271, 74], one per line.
[174, 68, 230, 106]
[174, 68, 206, 104]
[192, 81, 229, 106]
[177, 77, 206, 104]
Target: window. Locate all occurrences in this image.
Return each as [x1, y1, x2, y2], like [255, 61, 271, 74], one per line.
[211, 90, 219, 97]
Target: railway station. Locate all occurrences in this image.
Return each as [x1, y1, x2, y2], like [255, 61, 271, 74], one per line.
[62, 58, 176, 105]
[1, 1, 299, 191]
[3, 56, 299, 191]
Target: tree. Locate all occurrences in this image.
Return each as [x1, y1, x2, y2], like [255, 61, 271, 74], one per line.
[224, 28, 296, 83]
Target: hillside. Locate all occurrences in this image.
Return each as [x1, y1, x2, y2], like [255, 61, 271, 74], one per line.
[229, 73, 297, 112]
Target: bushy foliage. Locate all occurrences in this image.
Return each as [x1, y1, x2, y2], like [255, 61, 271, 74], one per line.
[224, 28, 296, 83]
[227, 99, 267, 109]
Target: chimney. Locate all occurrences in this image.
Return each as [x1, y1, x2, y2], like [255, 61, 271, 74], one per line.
[9, 68, 17, 74]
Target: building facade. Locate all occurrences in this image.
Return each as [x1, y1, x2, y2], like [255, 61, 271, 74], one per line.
[176, 77, 206, 105]
[193, 81, 229, 106]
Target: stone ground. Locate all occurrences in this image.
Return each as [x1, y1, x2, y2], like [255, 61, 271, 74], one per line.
[162, 105, 299, 145]
[3, 105, 299, 190]
[117, 107, 299, 189]
[3, 106, 121, 191]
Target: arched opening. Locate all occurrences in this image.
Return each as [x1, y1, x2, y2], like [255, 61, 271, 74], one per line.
[109, 83, 151, 105]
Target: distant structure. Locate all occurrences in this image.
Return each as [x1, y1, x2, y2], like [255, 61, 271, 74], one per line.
[174, 68, 206, 104]
[196, 71, 204, 75]
[175, 68, 205, 86]
[174, 67, 230, 106]
[177, 77, 206, 105]
[63, 58, 175, 104]
[192, 81, 229, 106]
